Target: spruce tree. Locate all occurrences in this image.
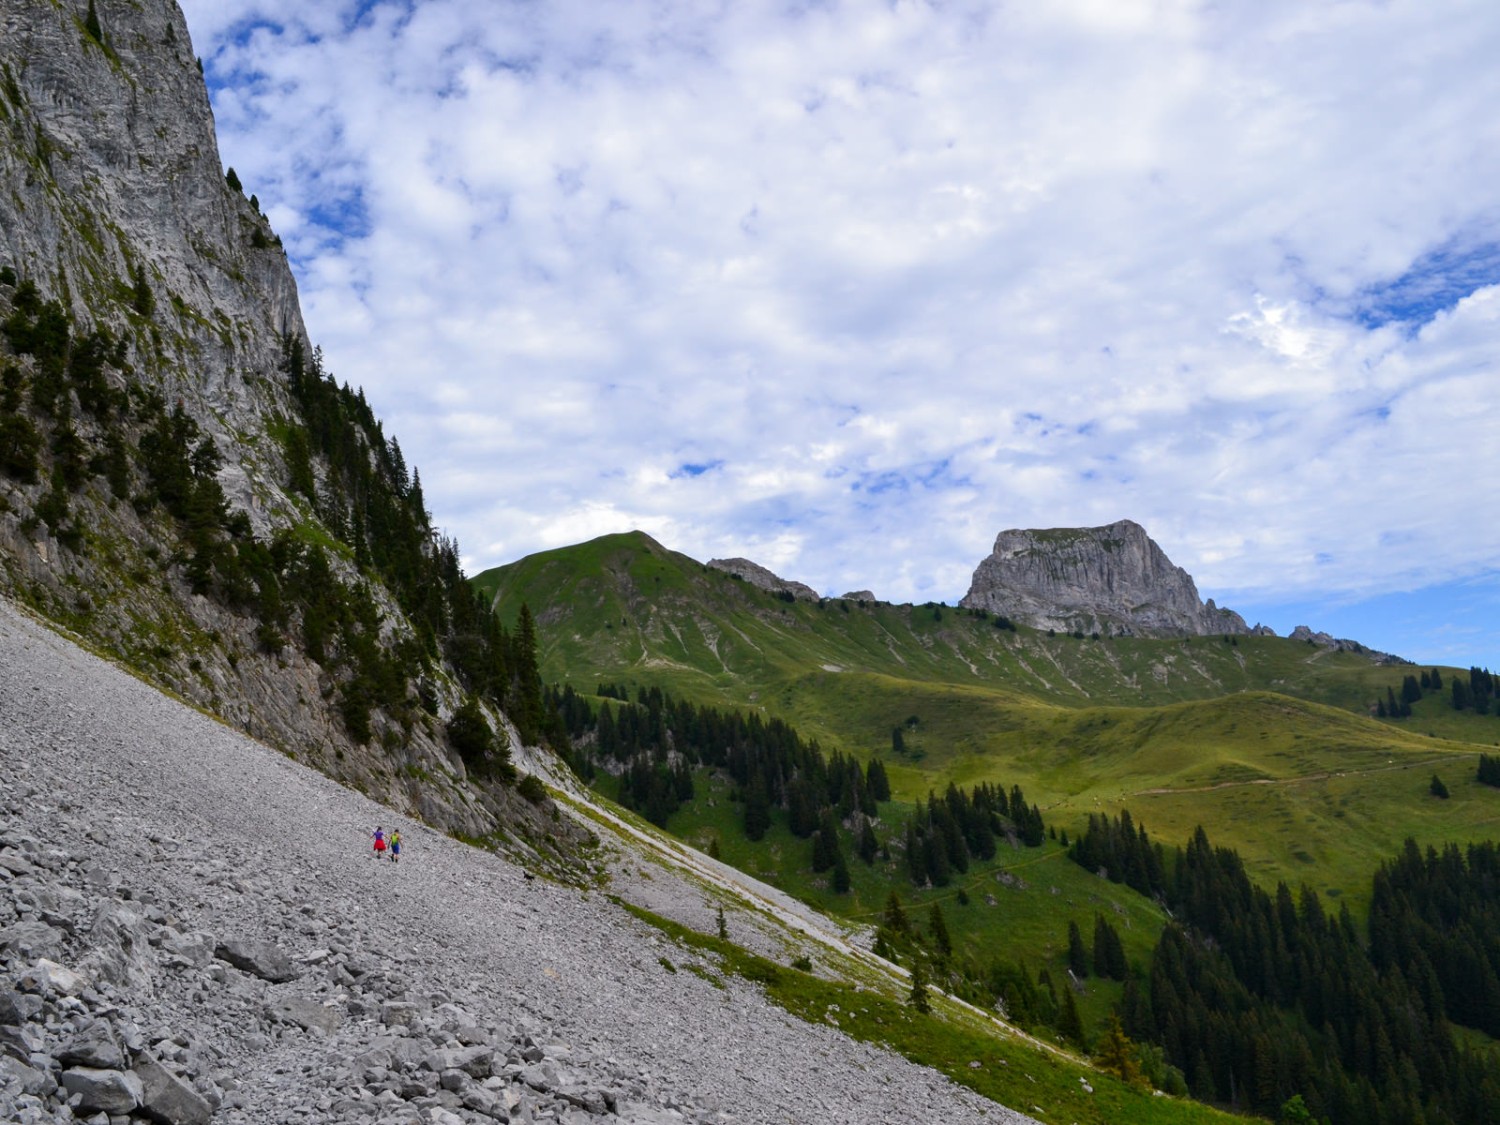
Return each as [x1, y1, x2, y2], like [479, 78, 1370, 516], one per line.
[929, 903, 952, 961]
[1068, 919, 1089, 978]
[84, 0, 103, 43]
[1058, 986, 1085, 1047]
[857, 817, 877, 864]
[883, 890, 909, 935]
[832, 848, 850, 893]
[908, 961, 931, 1014]
[1430, 773, 1449, 799]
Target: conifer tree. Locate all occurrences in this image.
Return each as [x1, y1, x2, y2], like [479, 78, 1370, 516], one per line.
[84, 0, 103, 43]
[1068, 920, 1089, 978]
[929, 903, 952, 961]
[832, 848, 850, 893]
[908, 961, 931, 1014]
[1058, 986, 1085, 1047]
[857, 817, 878, 865]
[883, 890, 909, 935]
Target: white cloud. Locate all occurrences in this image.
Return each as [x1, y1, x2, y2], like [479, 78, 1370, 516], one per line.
[175, 0, 1500, 661]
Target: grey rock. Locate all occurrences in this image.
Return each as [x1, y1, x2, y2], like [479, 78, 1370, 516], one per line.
[0, 1054, 51, 1096]
[960, 520, 1253, 638]
[60, 1067, 144, 1115]
[135, 1054, 213, 1125]
[0, 988, 43, 1026]
[0, 921, 65, 962]
[15, 958, 87, 996]
[380, 1000, 421, 1027]
[214, 939, 298, 983]
[58, 1021, 126, 1069]
[159, 931, 215, 969]
[82, 905, 156, 988]
[268, 995, 342, 1034]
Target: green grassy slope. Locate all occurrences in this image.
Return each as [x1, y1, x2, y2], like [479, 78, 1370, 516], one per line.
[476, 531, 1500, 1102]
[474, 532, 1500, 893]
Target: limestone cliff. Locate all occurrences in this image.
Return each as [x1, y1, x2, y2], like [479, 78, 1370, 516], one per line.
[959, 520, 1253, 638]
[0, 1, 570, 854]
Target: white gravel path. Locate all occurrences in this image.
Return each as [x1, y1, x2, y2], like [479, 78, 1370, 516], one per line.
[0, 597, 1036, 1125]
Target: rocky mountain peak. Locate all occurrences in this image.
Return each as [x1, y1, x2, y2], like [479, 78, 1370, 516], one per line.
[707, 557, 820, 601]
[959, 519, 1253, 638]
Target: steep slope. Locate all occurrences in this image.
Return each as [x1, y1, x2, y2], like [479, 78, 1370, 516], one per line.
[0, 0, 551, 847]
[0, 598, 1058, 1125]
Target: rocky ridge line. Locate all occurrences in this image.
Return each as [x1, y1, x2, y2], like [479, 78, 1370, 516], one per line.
[705, 559, 819, 602]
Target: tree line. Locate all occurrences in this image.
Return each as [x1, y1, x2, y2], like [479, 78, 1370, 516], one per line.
[0, 273, 542, 778]
[1067, 808, 1500, 1122]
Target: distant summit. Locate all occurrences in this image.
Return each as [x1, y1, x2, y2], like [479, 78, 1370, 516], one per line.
[707, 557, 820, 601]
[959, 520, 1259, 638]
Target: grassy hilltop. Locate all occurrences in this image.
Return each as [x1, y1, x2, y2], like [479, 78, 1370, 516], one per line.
[476, 530, 1500, 1118]
[474, 529, 1500, 904]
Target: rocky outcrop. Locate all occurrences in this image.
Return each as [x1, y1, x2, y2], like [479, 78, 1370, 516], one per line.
[0, 1, 572, 847]
[707, 557, 820, 601]
[959, 520, 1253, 638]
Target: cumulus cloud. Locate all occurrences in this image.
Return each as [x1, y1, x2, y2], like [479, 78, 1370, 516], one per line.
[177, 0, 1500, 662]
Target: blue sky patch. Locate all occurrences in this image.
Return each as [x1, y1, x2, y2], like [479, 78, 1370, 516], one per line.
[1353, 237, 1500, 331]
[671, 460, 723, 479]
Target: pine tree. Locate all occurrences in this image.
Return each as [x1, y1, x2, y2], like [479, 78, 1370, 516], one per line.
[883, 890, 909, 935]
[857, 817, 878, 865]
[1068, 920, 1089, 978]
[84, 0, 103, 43]
[225, 167, 243, 193]
[1059, 986, 1085, 1047]
[1430, 773, 1449, 799]
[716, 906, 727, 940]
[929, 903, 952, 961]
[908, 961, 931, 1014]
[832, 848, 850, 893]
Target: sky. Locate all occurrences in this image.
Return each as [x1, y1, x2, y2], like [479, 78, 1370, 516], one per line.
[175, 0, 1500, 670]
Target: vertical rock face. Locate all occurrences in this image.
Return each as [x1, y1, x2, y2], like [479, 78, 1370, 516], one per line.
[958, 520, 1252, 637]
[0, 0, 305, 421]
[0, 2, 572, 847]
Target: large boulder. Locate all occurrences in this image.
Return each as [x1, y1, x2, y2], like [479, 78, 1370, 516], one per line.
[134, 1053, 213, 1125]
[60, 1067, 144, 1115]
[214, 938, 299, 983]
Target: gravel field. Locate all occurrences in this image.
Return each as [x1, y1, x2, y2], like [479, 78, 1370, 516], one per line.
[0, 598, 1032, 1124]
